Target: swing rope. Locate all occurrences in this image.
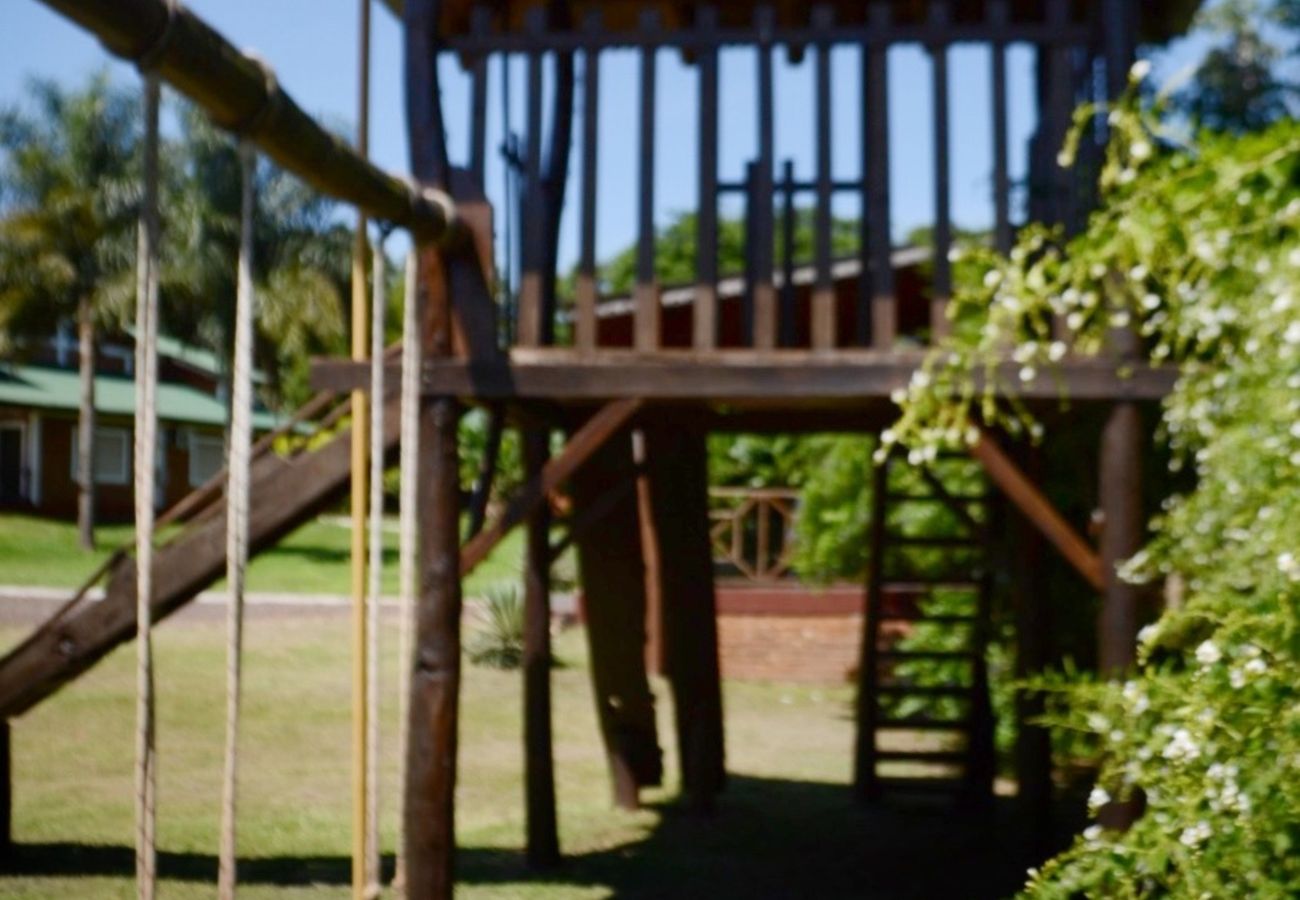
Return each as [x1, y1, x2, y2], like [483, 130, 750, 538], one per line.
[365, 233, 388, 896]
[132, 72, 161, 900]
[218, 141, 257, 900]
[393, 250, 421, 893]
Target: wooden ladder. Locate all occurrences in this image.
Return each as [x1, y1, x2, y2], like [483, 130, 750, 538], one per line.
[858, 449, 996, 807]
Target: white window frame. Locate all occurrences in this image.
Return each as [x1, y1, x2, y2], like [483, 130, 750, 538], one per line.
[68, 425, 131, 487]
[187, 430, 226, 488]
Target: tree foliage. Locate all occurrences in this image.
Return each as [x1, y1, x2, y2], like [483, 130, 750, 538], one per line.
[888, 63, 1300, 897]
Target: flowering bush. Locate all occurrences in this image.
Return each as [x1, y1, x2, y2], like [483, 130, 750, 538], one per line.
[886, 63, 1300, 897]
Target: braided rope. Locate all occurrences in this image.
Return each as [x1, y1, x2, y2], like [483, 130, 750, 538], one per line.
[218, 142, 257, 900]
[365, 236, 387, 896]
[132, 73, 161, 900]
[393, 251, 421, 894]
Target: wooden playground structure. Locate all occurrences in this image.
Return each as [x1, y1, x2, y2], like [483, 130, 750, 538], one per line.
[1, 1, 1200, 898]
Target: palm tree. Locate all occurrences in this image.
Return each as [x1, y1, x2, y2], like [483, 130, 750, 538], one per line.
[0, 74, 140, 550]
[162, 108, 349, 412]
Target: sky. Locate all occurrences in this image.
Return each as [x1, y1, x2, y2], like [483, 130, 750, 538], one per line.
[1, 1, 1216, 275]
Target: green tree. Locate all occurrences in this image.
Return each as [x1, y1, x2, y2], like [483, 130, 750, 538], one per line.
[1177, 0, 1298, 132]
[163, 107, 350, 411]
[0, 74, 140, 549]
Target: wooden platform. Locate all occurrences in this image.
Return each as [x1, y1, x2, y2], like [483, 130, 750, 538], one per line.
[312, 349, 1177, 430]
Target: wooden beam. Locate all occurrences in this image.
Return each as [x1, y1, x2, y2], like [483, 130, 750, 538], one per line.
[635, 10, 660, 352]
[864, 4, 895, 348]
[37, 0, 453, 240]
[575, 18, 601, 352]
[930, 3, 953, 339]
[642, 424, 725, 812]
[521, 429, 560, 868]
[570, 427, 663, 808]
[313, 353, 1179, 403]
[694, 5, 720, 351]
[460, 399, 644, 574]
[811, 4, 836, 351]
[969, 430, 1105, 591]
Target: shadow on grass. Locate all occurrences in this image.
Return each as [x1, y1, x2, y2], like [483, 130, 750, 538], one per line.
[2, 775, 1078, 898]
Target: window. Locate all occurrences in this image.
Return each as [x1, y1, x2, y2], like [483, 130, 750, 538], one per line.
[68, 426, 130, 486]
[187, 431, 225, 488]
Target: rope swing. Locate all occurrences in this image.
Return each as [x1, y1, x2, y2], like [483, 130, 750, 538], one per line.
[132, 72, 161, 900]
[217, 141, 258, 900]
[364, 233, 388, 896]
[393, 250, 421, 893]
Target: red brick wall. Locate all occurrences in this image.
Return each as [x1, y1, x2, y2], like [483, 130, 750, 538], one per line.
[719, 612, 863, 684]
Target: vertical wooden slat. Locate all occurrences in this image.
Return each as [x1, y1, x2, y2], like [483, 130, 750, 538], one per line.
[929, 2, 952, 341]
[1047, 0, 1074, 232]
[864, 5, 894, 349]
[634, 10, 660, 352]
[989, 0, 1012, 256]
[521, 429, 560, 868]
[1103, 0, 1135, 99]
[779, 160, 797, 348]
[752, 4, 777, 350]
[517, 8, 546, 349]
[694, 5, 720, 351]
[575, 13, 602, 352]
[811, 4, 836, 351]
[468, 6, 490, 188]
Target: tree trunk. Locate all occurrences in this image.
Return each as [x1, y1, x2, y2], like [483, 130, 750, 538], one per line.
[77, 297, 97, 551]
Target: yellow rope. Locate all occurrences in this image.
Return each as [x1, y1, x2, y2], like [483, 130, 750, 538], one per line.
[218, 142, 257, 900]
[132, 72, 161, 900]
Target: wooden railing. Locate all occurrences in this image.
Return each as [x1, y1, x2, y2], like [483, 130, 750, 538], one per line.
[709, 487, 800, 583]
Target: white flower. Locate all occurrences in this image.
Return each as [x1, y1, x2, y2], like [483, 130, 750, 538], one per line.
[1083, 824, 1103, 843]
[1230, 668, 1247, 689]
[1285, 322, 1300, 345]
[1131, 140, 1152, 163]
[1130, 60, 1152, 82]
[1163, 728, 1200, 762]
[983, 269, 1003, 289]
[1244, 658, 1268, 676]
[1278, 552, 1300, 581]
[1179, 821, 1211, 848]
[890, 388, 908, 405]
[1088, 786, 1111, 812]
[1019, 366, 1037, 383]
[1138, 624, 1160, 647]
[1195, 640, 1222, 667]
[1048, 341, 1068, 362]
[1142, 293, 1161, 311]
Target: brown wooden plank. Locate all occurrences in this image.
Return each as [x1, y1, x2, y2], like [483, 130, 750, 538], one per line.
[694, 4, 720, 351]
[635, 10, 660, 352]
[989, 0, 1012, 255]
[969, 430, 1104, 591]
[865, 5, 895, 349]
[642, 423, 725, 811]
[460, 399, 644, 574]
[853, 450, 889, 801]
[752, 4, 777, 350]
[517, 9, 547, 349]
[811, 3, 836, 351]
[575, 16, 601, 352]
[570, 426, 662, 808]
[313, 353, 1179, 403]
[930, 4, 952, 339]
[468, 6, 490, 186]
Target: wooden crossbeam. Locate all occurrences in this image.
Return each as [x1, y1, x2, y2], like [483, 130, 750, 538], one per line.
[460, 399, 643, 575]
[968, 430, 1105, 591]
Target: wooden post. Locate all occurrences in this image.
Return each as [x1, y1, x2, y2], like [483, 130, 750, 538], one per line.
[1009, 445, 1054, 846]
[642, 422, 726, 812]
[521, 430, 560, 867]
[929, 3, 952, 340]
[752, 4, 778, 350]
[989, 0, 1012, 256]
[811, 4, 836, 351]
[571, 427, 662, 809]
[694, 5, 720, 351]
[863, 5, 894, 349]
[1098, 403, 1143, 676]
[635, 10, 660, 352]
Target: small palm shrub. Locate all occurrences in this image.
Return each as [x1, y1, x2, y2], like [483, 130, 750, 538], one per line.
[467, 583, 525, 669]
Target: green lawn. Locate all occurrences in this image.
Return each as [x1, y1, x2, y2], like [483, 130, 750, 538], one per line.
[0, 513, 525, 599]
[0, 612, 1050, 898]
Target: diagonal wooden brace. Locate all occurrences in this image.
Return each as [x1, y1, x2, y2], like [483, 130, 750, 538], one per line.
[969, 429, 1106, 591]
[460, 398, 644, 575]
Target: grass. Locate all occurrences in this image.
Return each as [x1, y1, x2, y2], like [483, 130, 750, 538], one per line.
[0, 610, 1060, 899]
[0, 512, 525, 599]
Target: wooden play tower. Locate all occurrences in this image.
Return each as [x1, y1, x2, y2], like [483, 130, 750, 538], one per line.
[1, 1, 1200, 898]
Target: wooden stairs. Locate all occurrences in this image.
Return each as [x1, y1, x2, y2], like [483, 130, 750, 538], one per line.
[858, 450, 996, 807]
[0, 388, 401, 719]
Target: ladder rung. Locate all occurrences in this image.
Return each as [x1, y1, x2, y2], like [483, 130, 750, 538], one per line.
[876, 718, 971, 731]
[875, 749, 968, 764]
[876, 684, 972, 698]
